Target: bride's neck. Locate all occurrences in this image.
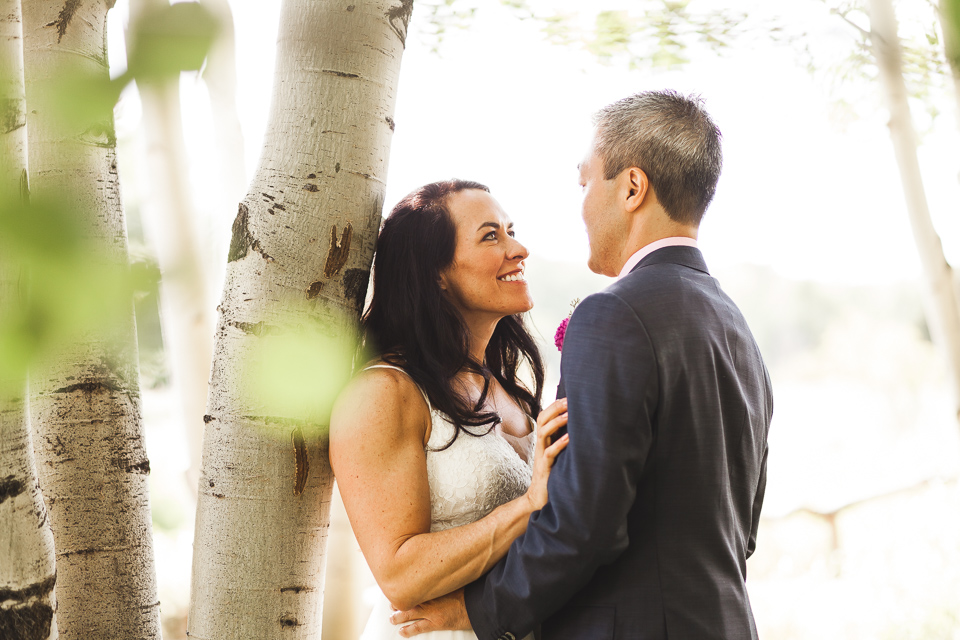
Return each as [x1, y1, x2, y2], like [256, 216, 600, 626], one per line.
[464, 318, 498, 365]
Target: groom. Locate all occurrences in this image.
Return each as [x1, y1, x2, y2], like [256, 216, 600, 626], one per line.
[393, 90, 773, 640]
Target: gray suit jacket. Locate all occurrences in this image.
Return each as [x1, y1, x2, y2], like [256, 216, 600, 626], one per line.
[464, 246, 773, 640]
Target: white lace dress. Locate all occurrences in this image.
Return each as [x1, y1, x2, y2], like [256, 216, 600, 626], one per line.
[359, 365, 536, 640]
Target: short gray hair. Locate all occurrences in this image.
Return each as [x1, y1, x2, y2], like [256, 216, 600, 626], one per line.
[593, 90, 722, 226]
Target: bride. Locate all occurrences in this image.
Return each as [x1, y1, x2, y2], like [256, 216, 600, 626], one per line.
[329, 179, 569, 640]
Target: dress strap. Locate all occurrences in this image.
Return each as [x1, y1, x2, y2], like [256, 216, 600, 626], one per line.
[362, 364, 433, 414]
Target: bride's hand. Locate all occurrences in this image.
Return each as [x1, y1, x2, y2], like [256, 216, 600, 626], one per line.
[525, 398, 570, 511]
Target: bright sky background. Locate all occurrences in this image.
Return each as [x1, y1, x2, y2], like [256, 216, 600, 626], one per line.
[108, 0, 960, 286]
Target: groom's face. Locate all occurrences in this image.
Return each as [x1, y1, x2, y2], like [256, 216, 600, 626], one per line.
[579, 137, 624, 277]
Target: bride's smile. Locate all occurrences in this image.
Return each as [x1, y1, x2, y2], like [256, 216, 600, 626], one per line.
[438, 189, 534, 335]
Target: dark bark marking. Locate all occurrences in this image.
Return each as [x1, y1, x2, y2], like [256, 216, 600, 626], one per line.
[0, 475, 25, 504]
[46, 436, 67, 457]
[0, 576, 56, 640]
[292, 427, 309, 496]
[347, 5, 355, 11]
[203, 414, 215, 423]
[0, 601, 55, 640]
[386, 0, 414, 47]
[1, 98, 25, 134]
[279, 586, 314, 594]
[52, 380, 120, 394]
[0, 574, 56, 603]
[273, 203, 286, 211]
[280, 615, 301, 627]
[111, 456, 150, 475]
[251, 240, 274, 262]
[228, 203, 253, 262]
[228, 321, 282, 337]
[306, 281, 324, 300]
[46, 0, 82, 43]
[20, 168, 29, 206]
[386, 116, 396, 131]
[262, 193, 275, 201]
[322, 69, 360, 79]
[343, 268, 370, 314]
[126, 460, 151, 475]
[335, 162, 341, 173]
[307, 174, 316, 179]
[302, 184, 319, 192]
[348, 170, 373, 180]
[60, 547, 98, 558]
[212, 492, 225, 499]
[323, 223, 352, 279]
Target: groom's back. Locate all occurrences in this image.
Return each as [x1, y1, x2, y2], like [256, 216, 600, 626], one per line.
[547, 246, 772, 640]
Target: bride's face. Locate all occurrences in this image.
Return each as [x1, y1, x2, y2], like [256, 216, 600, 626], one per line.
[439, 189, 533, 326]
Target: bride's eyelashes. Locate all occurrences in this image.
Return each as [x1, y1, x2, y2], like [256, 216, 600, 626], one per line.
[482, 228, 516, 242]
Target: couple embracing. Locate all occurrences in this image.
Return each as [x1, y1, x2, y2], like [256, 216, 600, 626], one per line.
[329, 90, 774, 640]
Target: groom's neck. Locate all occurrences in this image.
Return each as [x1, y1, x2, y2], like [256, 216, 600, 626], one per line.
[617, 212, 698, 272]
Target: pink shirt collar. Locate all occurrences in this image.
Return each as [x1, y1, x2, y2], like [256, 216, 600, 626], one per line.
[617, 237, 699, 279]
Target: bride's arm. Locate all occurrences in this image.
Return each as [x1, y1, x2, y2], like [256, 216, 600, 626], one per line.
[329, 369, 567, 612]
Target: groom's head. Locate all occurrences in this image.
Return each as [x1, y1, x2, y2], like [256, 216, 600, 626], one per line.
[579, 90, 722, 275]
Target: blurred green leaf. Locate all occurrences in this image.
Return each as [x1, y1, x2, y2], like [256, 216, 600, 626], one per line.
[943, 0, 960, 70]
[242, 316, 360, 437]
[0, 193, 140, 388]
[35, 65, 122, 139]
[127, 2, 220, 84]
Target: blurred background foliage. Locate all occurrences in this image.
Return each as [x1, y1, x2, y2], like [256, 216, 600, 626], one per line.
[0, 1, 218, 394]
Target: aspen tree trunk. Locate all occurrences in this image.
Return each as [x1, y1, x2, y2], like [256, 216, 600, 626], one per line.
[21, 2, 161, 639]
[200, 0, 248, 340]
[188, 0, 413, 637]
[128, 0, 215, 498]
[201, 0, 247, 206]
[0, 3, 58, 638]
[868, 0, 960, 421]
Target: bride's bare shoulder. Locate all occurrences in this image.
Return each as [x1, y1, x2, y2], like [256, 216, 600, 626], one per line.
[330, 359, 431, 444]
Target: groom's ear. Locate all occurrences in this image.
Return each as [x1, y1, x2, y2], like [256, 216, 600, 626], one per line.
[624, 167, 649, 213]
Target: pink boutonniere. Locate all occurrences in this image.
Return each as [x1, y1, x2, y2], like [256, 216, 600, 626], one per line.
[554, 299, 580, 352]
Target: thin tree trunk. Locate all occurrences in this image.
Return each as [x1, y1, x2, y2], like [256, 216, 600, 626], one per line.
[0, 394, 58, 640]
[200, 0, 248, 206]
[21, 2, 161, 639]
[200, 0, 248, 346]
[868, 0, 960, 421]
[0, 3, 59, 637]
[128, 0, 215, 499]
[187, 0, 412, 637]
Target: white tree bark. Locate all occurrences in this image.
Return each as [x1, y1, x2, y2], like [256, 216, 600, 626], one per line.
[200, 0, 248, 345]
[21, 1, 161, 638]
[0, 4, 59, 638]
[188, 0, 413, 637]
[128, 0, 215, 498]
[0, 398, 59, 640]
[200, 0, 248, 206]
[869, 0, 960, 420]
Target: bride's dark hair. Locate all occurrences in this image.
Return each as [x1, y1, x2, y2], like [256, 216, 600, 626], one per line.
[360, 179, 544, 449]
